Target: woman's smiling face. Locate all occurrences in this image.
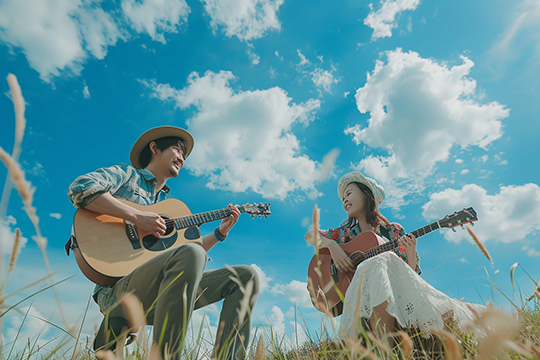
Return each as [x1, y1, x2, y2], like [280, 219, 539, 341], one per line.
[342, 182, 367, 219]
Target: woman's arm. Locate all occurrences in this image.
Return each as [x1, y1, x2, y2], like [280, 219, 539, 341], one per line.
[305, 229, 355, 272]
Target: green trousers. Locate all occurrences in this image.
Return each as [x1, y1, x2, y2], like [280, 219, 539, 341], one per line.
[95, 242, 260, 360]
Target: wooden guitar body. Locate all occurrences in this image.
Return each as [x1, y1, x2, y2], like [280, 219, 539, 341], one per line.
[72, 198, 201, 286]
[307, 232, 384, 316]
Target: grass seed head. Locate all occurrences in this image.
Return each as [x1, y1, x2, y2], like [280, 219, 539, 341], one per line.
[8, 228, 21, 271]
[467, 226, 492, 261]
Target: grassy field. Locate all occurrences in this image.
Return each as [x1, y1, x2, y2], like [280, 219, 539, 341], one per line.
[2, 75, 540, 360]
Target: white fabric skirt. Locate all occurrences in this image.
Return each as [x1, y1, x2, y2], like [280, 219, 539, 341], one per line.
[339, 251, 484, 338]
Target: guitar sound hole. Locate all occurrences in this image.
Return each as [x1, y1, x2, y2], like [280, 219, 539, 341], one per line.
[142, 215, 178, 251]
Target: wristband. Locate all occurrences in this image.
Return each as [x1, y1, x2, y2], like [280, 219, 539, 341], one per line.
[214, 227, 227, 242]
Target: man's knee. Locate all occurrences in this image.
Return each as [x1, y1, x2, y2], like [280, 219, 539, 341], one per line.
[234, 265, 260, 296]
[168, 242, 207, 277]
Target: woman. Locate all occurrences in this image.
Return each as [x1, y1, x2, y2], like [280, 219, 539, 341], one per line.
[313, 171, 484, 340]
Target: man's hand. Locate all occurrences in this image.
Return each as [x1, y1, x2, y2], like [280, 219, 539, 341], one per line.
[218, 203, 240, 236]
[133, 211, 167, 237]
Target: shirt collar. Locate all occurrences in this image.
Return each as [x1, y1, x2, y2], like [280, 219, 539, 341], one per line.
[138, 168, 170, 194]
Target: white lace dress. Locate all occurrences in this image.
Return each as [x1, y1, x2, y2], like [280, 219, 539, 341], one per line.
[339, 250, 485, 338]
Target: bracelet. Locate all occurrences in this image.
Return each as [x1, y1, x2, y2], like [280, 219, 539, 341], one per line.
[214, 227, 227, 242]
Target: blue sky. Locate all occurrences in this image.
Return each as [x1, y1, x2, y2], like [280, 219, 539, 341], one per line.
[1, 0, 540, 352]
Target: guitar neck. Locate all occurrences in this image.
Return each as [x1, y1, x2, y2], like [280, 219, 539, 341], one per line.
[173, 206, 247, 229]
[362, 220, 441, 260]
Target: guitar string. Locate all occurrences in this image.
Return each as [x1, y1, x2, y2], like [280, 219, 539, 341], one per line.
[155, 205, 268, 228]
[346, 221, 442, 266]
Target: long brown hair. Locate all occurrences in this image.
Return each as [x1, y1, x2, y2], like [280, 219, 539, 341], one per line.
[343, 182, 389, 231]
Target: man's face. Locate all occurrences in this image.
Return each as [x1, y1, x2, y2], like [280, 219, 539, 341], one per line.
[152, 143, 185, 177]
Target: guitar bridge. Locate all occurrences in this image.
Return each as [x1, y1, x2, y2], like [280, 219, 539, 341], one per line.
[125, 221, 141, 249]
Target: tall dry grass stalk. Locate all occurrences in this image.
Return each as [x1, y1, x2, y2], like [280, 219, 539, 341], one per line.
[0, 74, 26, 221]
[0, 74, 74, 336]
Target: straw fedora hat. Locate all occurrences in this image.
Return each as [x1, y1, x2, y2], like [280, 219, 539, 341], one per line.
[130, 126, 194, 169]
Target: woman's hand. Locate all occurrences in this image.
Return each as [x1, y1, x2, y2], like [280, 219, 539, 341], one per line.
[398, 233, 417, 270]
[328, 242, 355, 273]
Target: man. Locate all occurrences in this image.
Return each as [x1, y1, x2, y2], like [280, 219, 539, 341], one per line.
[68, 126, 259, 360]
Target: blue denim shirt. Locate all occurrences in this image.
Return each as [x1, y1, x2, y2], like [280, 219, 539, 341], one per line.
[68, 162, 171, 300]
[68, 162, 170, 208]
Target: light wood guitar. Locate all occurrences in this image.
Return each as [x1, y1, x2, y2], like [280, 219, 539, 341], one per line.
[66, 198, 271, 286]
[307, 207, 478, 317]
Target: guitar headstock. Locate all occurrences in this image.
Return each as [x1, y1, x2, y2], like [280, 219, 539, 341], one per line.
[439, 207, 478, 229]
[242, 203, 271, 218]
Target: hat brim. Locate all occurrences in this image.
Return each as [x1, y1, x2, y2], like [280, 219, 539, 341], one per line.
[130, 126, 194, 169]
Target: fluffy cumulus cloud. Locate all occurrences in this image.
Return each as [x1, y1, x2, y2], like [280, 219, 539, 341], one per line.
[145, 70, 321, 199]
[0, 0, 121, 80]
[0, 0, 189, 80]
[201, 0, 283, 41]
[268, 305, 286, 335]
[121, 0, 190, 43]
[347, 49, 509, 206]
[271, 280, 312, 308]
[364, 0, 420, 40]
[422, 183, 540, 244]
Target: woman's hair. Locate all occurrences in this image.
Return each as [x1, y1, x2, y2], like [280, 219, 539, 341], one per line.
[341, 182, 389, 231]
[138, 136, 187, 169]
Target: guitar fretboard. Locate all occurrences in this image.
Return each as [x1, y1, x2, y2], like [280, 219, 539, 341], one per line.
[174, 206, 246, 229]
[361, 220, 441, 261]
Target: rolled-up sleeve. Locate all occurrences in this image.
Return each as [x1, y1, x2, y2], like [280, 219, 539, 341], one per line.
[68, 164, 133, 208]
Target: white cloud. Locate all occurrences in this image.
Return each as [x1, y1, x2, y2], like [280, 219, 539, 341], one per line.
[460, 169, 469, 175]
[250, 263, 272, 293]
[145, 70, 321, 199]
[364, 0, 420, 40]
[5, 306, 53, 348]
[121, 0, 190, 43]
[267, 305, 285, 335]
[0, 0, 190, 81]
[522, 245, 540, 257]
[271, 280, 312, 308]
[310, 68, 339, 94]
[489, 0, 540, 70]
[0, 216, 28, 258]
[422, 183, 540, 244]
[297, 49, 311, 67]
[201, 0, 283, 41]
[346, 49, 509, 207]
[0, 0, 123, 81]
[49, 213, 62, 219]
[82, 85, 90, 99]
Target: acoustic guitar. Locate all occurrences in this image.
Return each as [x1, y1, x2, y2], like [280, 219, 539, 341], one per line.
[307, 207, 478, 317]
[66, 198, 271, 286]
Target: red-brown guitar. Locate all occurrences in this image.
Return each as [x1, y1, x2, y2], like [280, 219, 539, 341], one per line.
[307, 208, 478, 317]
